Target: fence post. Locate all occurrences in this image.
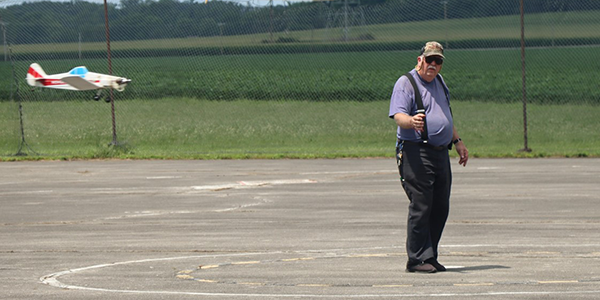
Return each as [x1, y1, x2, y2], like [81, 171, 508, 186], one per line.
[104, 0, 118, 147]
[519, 0, 531, 153]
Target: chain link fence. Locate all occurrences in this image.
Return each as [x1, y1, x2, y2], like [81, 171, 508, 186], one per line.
[1, 0, 599, 158]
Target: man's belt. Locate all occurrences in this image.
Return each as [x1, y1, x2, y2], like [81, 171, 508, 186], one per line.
[401, 140, 446, 151]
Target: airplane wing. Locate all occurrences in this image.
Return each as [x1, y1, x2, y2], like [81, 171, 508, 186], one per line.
[60, 76, 102, 91]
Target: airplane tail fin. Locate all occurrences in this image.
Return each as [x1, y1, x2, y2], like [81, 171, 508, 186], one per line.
[26, 63, 47, 86]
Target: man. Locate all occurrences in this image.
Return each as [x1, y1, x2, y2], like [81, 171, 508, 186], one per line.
[389, 41, 469, 273]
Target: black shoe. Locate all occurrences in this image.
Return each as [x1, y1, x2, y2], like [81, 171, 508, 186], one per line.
[406, 262, 437, 273]
[425, 259, 446, 272]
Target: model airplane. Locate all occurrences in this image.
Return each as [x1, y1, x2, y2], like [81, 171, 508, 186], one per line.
[26, 63, 131, 102]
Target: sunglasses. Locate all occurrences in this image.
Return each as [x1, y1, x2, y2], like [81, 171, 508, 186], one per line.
[424, 56, 444, 65]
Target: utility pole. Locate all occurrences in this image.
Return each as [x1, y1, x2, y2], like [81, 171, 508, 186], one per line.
[217, 23, 225, 54]
[440, 1, 448, 48]
[269, 0, 274, 43]
[343, 0, 349, 42]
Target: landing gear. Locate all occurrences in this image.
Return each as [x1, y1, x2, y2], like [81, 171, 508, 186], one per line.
[92, 90, 113, 103]
[93, 90, 102, 101]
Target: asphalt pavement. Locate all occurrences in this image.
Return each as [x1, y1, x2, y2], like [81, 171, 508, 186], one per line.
[1, 158, 599, 299]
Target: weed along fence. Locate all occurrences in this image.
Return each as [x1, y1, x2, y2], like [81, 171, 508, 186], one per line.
[1, 0, 599, 159]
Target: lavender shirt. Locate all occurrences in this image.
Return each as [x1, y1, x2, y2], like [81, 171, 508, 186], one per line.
[389, 69, 453, 147]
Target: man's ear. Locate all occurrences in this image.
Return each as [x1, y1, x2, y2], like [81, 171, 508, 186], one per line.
[416, 56, 423, 71]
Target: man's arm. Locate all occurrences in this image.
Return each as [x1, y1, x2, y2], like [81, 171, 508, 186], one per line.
[394, 112, 426, 132]
[452, 126, 468, 166]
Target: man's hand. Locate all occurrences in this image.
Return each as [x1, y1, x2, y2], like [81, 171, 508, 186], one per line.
[410, 113, 426, 132]
[455, 141, 469, 166]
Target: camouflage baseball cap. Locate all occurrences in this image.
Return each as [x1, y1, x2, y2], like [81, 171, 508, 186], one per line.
[420, 41, 445, 58]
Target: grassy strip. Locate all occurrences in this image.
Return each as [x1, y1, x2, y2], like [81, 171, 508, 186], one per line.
[1, 99, 599, 160]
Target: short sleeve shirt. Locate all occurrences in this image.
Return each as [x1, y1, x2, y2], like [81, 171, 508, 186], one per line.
[389, 69, 453, 147]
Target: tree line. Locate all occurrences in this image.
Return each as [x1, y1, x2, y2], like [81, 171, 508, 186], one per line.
[0, 0, 598, 44]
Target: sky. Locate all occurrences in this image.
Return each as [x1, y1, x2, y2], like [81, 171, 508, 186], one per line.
[0, 0, 309, 8]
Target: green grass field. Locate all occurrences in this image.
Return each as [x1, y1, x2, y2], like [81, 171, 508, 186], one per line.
[1, 99, 599, 160]
[4, 46, 599, 103]
[2, 9, 599, 160]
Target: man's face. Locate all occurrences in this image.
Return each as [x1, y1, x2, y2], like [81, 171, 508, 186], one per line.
[418, 55, 443, 82]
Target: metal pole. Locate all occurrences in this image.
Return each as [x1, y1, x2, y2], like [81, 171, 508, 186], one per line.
[519, 0, 531, 152]
[104, 0, 118, 146]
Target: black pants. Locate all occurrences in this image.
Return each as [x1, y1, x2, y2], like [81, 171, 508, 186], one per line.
[396, 141, 452, 266]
